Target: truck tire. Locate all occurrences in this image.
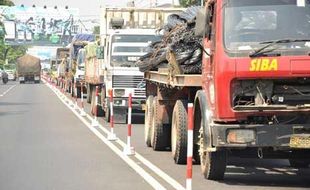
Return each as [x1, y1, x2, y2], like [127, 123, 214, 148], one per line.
[105, 99, 110, 122]
[91, 86, 104, 117]
[151, 96, 169, 151]
[194, 90, 227, 180]
[76, 85, 82, 98]
[289, 159, 310, 168]
[71, 82, 75, 97]
[171, 100, 188, 164]
[144, 95, 154, 147]
[87, 84, 92, 103]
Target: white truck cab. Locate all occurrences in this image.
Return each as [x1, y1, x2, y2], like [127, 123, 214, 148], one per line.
[100, 29, 161, 121]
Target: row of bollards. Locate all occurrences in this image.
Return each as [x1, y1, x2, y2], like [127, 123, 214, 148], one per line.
[45, 76, 193, 190]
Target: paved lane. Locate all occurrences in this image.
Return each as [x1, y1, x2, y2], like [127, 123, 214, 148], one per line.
[0, 82, 152, 190]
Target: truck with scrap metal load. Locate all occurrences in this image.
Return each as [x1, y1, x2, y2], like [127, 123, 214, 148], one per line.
[56, 34, 95, 96]
[69, 34, 95, 97]
[139, 0, 310, 181]
[55, 47, 70, 87]
[85, 7, 185, 123]
[17, 54, 41, 83]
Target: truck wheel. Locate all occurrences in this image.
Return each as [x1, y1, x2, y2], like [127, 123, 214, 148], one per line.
[199, 123, 227, 180]
[144, 95, 154, 147]
[171, 100, 188, 164]
[105, 99, 110, 122]
[87, 84, 92, 103]
[91, 86, 104, 116]
[71, 83, 75, 97]
[289, 159, 310, 168]
[76, 87, 82, 98]
[151, 96, 169, 151]
[194, 91, 227, 180]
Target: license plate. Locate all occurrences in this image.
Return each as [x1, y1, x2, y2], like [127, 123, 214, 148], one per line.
[289, 135, 310, 149]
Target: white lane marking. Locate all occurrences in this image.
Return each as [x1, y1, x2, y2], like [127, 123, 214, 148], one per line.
[44, 81, 167, 190]
[67, 91, 186, 190]
[96, 125, 186, 190]
[80, 101, 186, 190]
[0, 85, 17, 97]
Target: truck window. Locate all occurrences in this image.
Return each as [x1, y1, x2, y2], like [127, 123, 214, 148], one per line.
[224, 0, 310, 53]
[109, 34, 162, 67]
[112, 35, 161, 43]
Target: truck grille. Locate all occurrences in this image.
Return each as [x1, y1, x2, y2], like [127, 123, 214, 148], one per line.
[134, 89, 146, 97]
[112, 75, 145, 88]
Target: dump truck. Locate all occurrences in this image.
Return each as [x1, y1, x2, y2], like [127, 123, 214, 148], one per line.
[17, 54, 41, 84]
[142, 0, 310, 181]
[85, 7, 184, 123]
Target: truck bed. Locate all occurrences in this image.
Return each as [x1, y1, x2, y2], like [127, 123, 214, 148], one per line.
[144, 69, 201, 87]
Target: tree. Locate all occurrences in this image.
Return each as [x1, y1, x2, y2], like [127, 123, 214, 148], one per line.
[179, 0, 201, 7]
[0, 0, 14, 6]
[0, 0, 27, 68]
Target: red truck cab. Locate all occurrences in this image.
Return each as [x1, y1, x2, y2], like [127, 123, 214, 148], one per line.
[195, 0, 310, 180]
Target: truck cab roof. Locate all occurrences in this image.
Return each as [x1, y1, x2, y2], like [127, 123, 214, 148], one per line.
[106, 29, 160, 36]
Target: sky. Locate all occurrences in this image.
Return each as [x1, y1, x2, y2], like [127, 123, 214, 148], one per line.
[12, 0, 180, 18]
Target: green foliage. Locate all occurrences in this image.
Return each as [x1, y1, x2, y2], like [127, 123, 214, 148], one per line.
[0, 0, 14, 6]
[179, 0, 201, 7]
[0, 0, 26, 68]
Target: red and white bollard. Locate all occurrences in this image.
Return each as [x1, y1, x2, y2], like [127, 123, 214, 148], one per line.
[80, 83, 86, 116]
[91, 86, 99, 127]
[123, 93, 135, 155]
[107, 89, 117, 141]
[186, 103, 194, 190]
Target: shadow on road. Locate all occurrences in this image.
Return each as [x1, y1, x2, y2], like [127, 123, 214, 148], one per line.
[0, 110, 27, 117]
[0, 102, 32, 106]
[220, 158, 310, 188]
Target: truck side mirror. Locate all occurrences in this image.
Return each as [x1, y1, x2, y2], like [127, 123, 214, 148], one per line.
[96, 46, 105, 59]
[195, 8, 211, 38]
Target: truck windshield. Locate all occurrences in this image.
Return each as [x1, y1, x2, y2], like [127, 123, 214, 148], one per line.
[4, 64, 16, 71]
[112, 35, 161, 43]
[111, 43, 149, 67]
[224, 0, 310, 54]
[110, 34, 162, 67]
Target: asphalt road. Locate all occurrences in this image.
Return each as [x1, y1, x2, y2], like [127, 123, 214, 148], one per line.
[0, 80, 309, 190]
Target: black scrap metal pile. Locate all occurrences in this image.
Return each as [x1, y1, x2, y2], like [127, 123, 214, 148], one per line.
[136, 7, 202, 74]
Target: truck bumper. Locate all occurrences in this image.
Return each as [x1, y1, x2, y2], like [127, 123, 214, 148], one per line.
[211, 123, 310, 149]
[112, 97, 145, 112]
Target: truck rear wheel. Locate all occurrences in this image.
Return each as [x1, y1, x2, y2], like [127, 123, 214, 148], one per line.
[75, 86, 81, 98]
[171, 100, 188, 164]
[105, 99, 110, 122]
[289, 159, 310, 168]
[144, 95, 154, 147]
[151, 96, 169, 151]
[91, 86, 104, 117]
[87, 84, 92, 103]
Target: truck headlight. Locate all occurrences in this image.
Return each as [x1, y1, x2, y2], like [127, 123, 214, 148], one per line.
[114, 89, 125, 97]
[227, 129, 256, 144]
